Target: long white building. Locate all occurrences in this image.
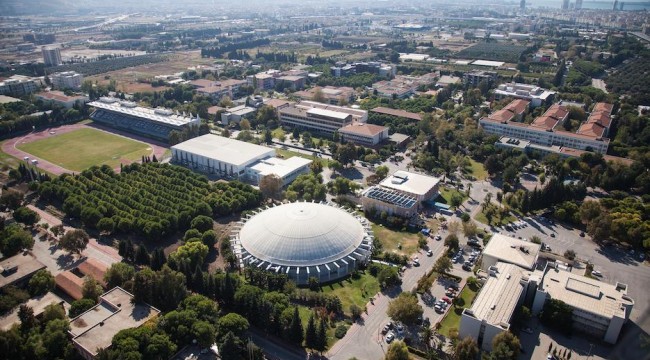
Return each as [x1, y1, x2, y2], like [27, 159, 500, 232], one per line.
[50, 71, 84, 90]
[171, 134, 310, 186]
[278, 101, 367, 135]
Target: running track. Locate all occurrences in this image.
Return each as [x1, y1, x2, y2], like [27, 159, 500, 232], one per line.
[2, 123, 169, 176]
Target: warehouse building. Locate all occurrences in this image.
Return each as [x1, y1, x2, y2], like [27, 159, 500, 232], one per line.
[171, 134, 310, 186]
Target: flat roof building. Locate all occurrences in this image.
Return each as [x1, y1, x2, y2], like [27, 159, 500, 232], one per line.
[88, 97, 200, 141]
[50, 71, 83, 90]
[36, 91, 89, 109]
[70, 287, 160, 360]
[172, 134, 310, 186]
[362, 170, 441, 217]
[494, 83, 556, 107]
[0, 292, 68, 331]
[532, 265, 634, 344]
[460, 262, 527, 351]
[481, 234, 541, 271]
[378, 170, 441, 202]
[278, 101, 368, 135]
[0, 253, 46, 289]
[0, 75, 42, 97]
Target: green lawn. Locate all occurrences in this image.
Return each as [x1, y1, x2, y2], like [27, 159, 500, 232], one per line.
[438, 283, 480, 337]
[438, 187, 468, 209]
[321, 271, 380, 316]
[17, 128, 152, 172]
[465, 159, 488, 181]
[276, 148, 330, 167]
[474, 208, 517, 226]
[371, 223, 421, 256]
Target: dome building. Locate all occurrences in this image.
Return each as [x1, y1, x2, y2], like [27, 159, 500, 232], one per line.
[232, 201, 374, 285]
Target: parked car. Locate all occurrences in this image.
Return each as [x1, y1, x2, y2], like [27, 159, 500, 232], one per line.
[386, 332, 395, 343]
[592, 270, 602, 277]
[442, 297, 452, 304]
[382, 324, 390, 334]
[426, 250, 433, 257]
[396, 323, 404, 334]
[434, 235, 442, 241]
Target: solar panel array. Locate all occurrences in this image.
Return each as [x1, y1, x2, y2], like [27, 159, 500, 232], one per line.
[365, 186, 417, 209]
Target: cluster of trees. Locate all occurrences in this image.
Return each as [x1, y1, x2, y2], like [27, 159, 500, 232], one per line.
[38, 164, 262, 239]
[579, 197, 650, 249]
[9, 163, 52, 184]
[0, 224, 34, 257]
[455, 42, 529, 63]
[0, 100, 87, 137]
[45, 53, 167, 76]
[0, 302, 76, 360]
[285, 173, 327, 202]
[540, 299, 573, 335]
[201, 38, 271, 58]
[503, 177, 587, 214]
[255, 51, 298, 63]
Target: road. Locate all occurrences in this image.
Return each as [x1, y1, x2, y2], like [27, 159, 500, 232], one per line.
[27, 205, 121, 275]
[327, 232, 448, 360]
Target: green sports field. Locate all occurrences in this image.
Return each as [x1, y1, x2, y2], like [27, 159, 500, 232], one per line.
[17, 128, 152, 172]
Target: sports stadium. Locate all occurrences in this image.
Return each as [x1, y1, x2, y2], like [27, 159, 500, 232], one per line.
[88, 97, 200, 141]
[231, 202, 374, 285]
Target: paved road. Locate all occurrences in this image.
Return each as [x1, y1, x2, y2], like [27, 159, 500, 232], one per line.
[27, 205, 121, 274]
[328, 233, 448, 360]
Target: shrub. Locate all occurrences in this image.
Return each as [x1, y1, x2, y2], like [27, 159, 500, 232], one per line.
[335, 324, 348, 339]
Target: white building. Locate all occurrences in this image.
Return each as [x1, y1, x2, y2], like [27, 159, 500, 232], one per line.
[494, 83, 556, 107]
[278, 101, 367, 135]
[338, 123, 389, 146]
[171, 134, 310, 186]
[36, 91, 89, 109]
[42, 47, 62, 66]
[0, 75, 42, 97]
[50, 71, 83, 90]
[362, 170, 441, 217]
[532, 265, 634, 344]
[481, 234, 541, 271]
[459, 262, 527, 351]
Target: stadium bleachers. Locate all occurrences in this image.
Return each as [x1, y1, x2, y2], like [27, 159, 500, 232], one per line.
[90, 109, 178, 141]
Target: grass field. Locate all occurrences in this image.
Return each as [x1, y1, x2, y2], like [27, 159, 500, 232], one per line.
[276, 148, 330, 167]
[17, 128, 152, 171]
[371, 223, 421, 256]
[438, 283, 480, 337]
[474, 207, 517, 226]
[322, 271, 380, 316]
[465, 159, 488, 181]
[438, 187, 468, 208]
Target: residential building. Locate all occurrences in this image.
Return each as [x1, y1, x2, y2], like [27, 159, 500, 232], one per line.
[338, 123, 390, 146]
[42, 47, 62, 66]
[171, 134, 310, 185]
[88, 97, 200, 141]
[0, 253, 46, 289]
[481, 234, 541, 271]
[70, 287, 160, 360]
[49, 71, 83, 90]
[520, 0, 526, 10]
[562, 0, 570, 9]
[463, 71, 498, 87]
[190, 78, 247, 101]
[460, 262, 527, 351]
[36, 91, 89, 109]
[532, 265, 634, 344]
[294, 86, 355, 105]
[0, 75, 42, 97]
[576, 0, 583, 9]
[494, 83, 556, 107]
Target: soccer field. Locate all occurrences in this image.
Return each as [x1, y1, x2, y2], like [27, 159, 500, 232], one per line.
[17, 128, 152, 172]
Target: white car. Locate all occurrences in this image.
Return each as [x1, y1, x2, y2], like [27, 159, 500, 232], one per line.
[592, 270, 602, 277]
[386, 332, 395, 343]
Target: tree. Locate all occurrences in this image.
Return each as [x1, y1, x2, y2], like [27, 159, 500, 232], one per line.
[82, 277, 103, 302]
[305, 314, 318, 349]
[433, 256, 453, 274]
[328, 160, 343, 173]
[315, 318, 328, 353]
[0, 189, 24, 210]
[97, 217, 115, 234]
[450, 193, 464, 209]
[385, 340, 409, 360]
[335, 143, 357, 167]
[190, 215, 213, 233]
[42, 303, 66, 323]
[192, 321, 217, 348]
[219, 331, 243, 360]
[218, 313, 250, 339]
[489, 331, 520, 360]
[0, 225, 34, 256]
[135, 245, 150, 265]
[201, 230, 217, 248]
[42, 319, 70, 359]
[564, 249, 576, 261]
[259, 174, 283, 200]
[312, 88, 326, 103]
[462, 222, 479, 238]
[69, 298, 97, 318]
[287, 307, 304, 345]
[104, 263, 135, 289]
[18, 305, 37, 333]
[375, 165, 389, 179]
[387, 293, 423, 326]
[540, 299, 573, 335]
[377, 267, 401, 289]
[59, 229, 90, 255]
[28, 269, 54, 296]
[50, 224, 65, 238]
[455, 337, 479, 360]
[170, 240, 209, 268]
[13, 207, 40, 227]
[239, 119, 251, 131]
[444, 234, 460, 251]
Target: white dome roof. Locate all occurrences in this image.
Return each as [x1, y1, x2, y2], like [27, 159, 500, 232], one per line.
[238, 202, 367, 267]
